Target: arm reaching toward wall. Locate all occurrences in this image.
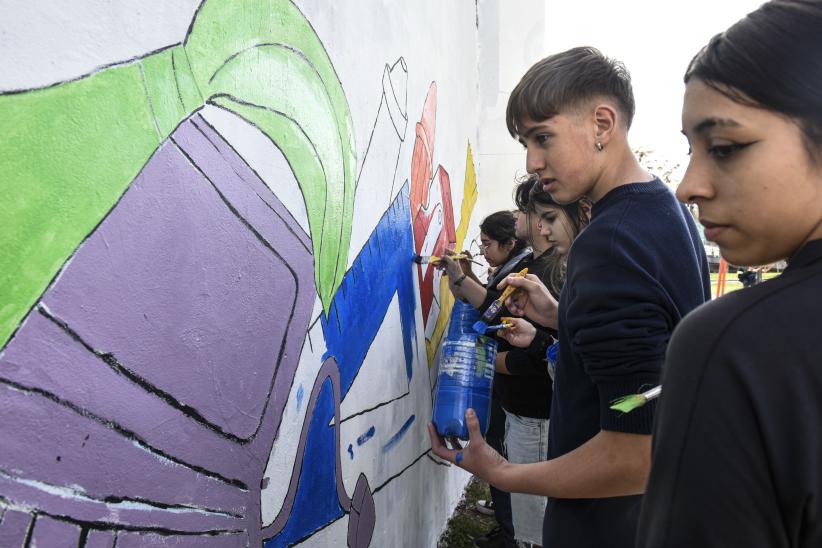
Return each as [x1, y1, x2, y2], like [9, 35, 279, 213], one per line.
[428, 409, 650, 499]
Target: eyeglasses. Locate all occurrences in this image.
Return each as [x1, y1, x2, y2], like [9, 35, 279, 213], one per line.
[478, 241, 495, 252]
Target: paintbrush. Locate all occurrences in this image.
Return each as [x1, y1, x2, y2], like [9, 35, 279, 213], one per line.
[412, 254, 483, 266]
[473, 319, 513, 335]
[472, 268, 528, 334]
[609, 385, 662, 414]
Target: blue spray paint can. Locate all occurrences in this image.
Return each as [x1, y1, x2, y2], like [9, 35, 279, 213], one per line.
[432, 300, 497, 440]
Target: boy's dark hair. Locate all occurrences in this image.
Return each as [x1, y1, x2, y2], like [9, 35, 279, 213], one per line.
[479, 211, 527, 255]
[506, 46, 636, 138]
[685, 0, 822, 160]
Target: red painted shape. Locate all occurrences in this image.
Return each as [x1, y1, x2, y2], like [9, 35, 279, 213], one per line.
[409, 82, 457, 325]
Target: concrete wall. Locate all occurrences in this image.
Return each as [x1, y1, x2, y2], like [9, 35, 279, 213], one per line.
[474, 0, 546, 220]
[0, 1, 540, 546]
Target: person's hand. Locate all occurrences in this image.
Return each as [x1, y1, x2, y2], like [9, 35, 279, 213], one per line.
[437, 253, 465, 281]
[497, 274, 558, 328]
[456, 250, 474, 276]
[498, 317, 536, 348]
[428, 409, 507, 482]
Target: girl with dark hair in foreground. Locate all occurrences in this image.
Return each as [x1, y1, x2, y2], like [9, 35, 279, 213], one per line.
[639, 1, 822, 546]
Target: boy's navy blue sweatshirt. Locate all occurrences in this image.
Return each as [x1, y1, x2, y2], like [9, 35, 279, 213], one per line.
[543, 179, 711, 548]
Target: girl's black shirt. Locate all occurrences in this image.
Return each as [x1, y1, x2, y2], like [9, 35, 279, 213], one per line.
[638, 238, 822, 548]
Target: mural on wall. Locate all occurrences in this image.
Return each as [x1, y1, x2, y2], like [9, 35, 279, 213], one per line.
[410, 83, 479, 365]
[0, 0, 477, 546]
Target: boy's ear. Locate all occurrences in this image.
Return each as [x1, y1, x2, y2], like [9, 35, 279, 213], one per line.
[593, 103, 618, 146]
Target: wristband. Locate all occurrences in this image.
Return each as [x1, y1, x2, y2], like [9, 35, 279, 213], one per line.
[454, 273, 467, 286]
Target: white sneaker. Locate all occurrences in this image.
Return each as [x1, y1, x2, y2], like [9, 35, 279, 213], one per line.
[475, 499, 495, 516]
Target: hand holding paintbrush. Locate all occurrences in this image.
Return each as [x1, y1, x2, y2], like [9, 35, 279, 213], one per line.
[472, 268, 528, 334]
[496, 273, 559, 329]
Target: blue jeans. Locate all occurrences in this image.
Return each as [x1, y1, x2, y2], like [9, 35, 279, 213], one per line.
[487, 394, 515, 543]
[504, 409, 549, 545]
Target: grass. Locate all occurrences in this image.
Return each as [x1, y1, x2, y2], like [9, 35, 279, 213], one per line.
[437, 478, 498, 548]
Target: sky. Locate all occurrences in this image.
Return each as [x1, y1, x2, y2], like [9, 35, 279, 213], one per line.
[544, 0, 766, 182]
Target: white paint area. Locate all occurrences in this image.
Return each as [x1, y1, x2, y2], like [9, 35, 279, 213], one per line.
[339, 293, 411, 421]
[348, 58, 409, 270]
[199, 104, 312, 236]
[338, 290, 436, 500]
[0, 0, 200, 91]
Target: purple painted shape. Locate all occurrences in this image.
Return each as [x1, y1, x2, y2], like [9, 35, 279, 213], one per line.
[43, 138, 296, 440]
[347, 474, 375, 548]
[115, 531, 248, 547]
[0, 116, 316, 545]
[29, 515, 82, 546]
[187, 114, 312, 252]
[0, 312, 249, 483]
[85, 530, 117, 548]
[0, 384, 245, 520]
[0, 508, 32, 546]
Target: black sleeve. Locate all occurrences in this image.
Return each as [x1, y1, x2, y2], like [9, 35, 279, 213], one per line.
[566, 263, 672, 434]
[504, 328, 552, 377]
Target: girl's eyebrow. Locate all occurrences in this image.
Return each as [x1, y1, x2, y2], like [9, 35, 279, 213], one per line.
[685, 117, 741, 136]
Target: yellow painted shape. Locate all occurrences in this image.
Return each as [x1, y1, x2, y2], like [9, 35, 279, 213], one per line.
[426, 143, 479, 365]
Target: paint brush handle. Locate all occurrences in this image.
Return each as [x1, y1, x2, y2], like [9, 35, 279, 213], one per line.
[414, 253, 484, 266]
[480, 268, 528, 322]
[642, 385, 662, 401]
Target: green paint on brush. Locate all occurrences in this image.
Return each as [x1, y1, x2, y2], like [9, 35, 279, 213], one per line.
[0, 0, 356, 348]
[610, 385, 662, 414]
[609, 395, 648, 414]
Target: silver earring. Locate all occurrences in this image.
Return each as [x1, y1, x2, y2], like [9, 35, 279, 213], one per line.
[596, 142, 604, 151]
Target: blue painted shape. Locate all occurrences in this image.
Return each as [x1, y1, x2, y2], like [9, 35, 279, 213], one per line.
[347, 443, 354, 460]
[322, 182, 417, 393]
[296, 384, 305, 413]
[356, 426, 376, 446]
[382, 415, 416, 453]
[264, 378, 343, 547]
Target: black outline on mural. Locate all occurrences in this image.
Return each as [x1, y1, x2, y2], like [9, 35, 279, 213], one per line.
[339, 392, 409, 425]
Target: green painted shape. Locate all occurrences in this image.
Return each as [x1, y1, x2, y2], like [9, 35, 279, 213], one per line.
[171, 47, 204, 112]
[187, 0, 356, 306]
[206, 44, 354, 306]
[0, 66, 160, 347]
[140, 49, 187, 140]
[0, 0, 356, 348]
